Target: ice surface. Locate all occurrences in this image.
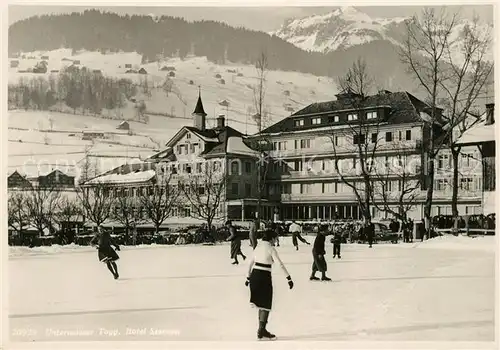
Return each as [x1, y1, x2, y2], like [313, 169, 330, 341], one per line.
[8, 236, 495, 342]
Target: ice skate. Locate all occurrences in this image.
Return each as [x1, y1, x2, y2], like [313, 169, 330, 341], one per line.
[309, 276, 320, 281]
[258, 328, 276, 340]
[321, 276, 332, 281]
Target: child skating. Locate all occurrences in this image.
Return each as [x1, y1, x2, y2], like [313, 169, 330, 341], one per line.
[90, 227, 121, 279]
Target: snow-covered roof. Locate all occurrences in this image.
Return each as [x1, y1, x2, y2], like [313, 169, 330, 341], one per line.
[226, 137, 260, 157]
[456, 112, 495, 145]
[85, 169, 156, 185]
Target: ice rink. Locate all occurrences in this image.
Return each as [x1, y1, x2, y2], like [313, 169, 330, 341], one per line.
[8, 237, 496, 342]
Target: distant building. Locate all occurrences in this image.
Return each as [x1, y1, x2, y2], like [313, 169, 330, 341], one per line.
[7, 171, 32, 189]
[125, 63, 132, 69]
[73, 60, 81, 65]
[283, 90, 290, 96]
[125, 69, 137, 74]
[219, 100, 230, 107]
[41, 55, 49, 60]
[50, 70, 59, 73]
[37, 169, 75, 188]
[138, 68, 148, 74]
[161, 66, 176, 71]
[215, 73, 222, 79]
[218, 79, 225, 85]
[117, 121, 130, 130]
[168, 71, 176, 77]
[82, 130, 105, 140]
[61, 57, 72, 62]
[10, 60, 19, 68]
[93, 69, 102, 74]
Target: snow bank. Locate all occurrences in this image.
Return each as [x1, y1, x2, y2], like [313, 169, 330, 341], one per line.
[9, 244, 95, 257]
[416, 235, 496, 253]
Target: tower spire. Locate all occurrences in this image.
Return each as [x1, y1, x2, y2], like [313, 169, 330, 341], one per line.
[193, 86, 207, 130]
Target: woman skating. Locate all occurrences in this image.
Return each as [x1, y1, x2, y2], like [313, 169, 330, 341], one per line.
[226, 220, 246, 264]
[90, 227, 121, 279]
[245, 230, 294, 340]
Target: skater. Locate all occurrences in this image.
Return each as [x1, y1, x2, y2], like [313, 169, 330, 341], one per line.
[289, 221, 310, 251]
[273, 223, 281, 247]
[245, 229, 294, 340]
[366, 222, 375, 248]
[331, 230, 342, 258]
[249, 216, 259, 249]
[310, 230, 331, 281]
[226, 220, 246, 264]
[90, 227, 121, 279]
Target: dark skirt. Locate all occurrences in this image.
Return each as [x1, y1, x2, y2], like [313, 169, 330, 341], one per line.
[249, 268, 273, 311]
[230, 239, 242, 259]
[312, 254, 327, 272]
[98, 246, 119, 263]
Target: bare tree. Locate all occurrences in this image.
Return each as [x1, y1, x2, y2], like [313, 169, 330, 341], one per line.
[8, 191, 29, 236]
[328, 58, 380, 225]
[77, 182, 114, 230]
[372, 145, 422, 223]
[113, 190, 143, 239]
[252, 51, 271, 218]
[399, 7, 458, 235]
[181, 161, 229, 231]
[55, 196, 83, 243]
[24, 183, 62, 236]
[439, 16, 493, 224]
[140, 172, 180, 234]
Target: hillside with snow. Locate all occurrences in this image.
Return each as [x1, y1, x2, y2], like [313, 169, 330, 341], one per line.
[8, 49, 337, 179]
[273, 6, 493, 63]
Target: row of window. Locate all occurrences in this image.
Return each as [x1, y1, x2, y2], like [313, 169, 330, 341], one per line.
[271, 129, 414, 151]
[435, 177, 481, 192]
[437, 152, 478, 170]
[175, 142, 200, 155]
[294, 111, 380, 127]
[289, 155, 415, 173]
[230, 182, 252, 196]
[161, 160, 253, 175]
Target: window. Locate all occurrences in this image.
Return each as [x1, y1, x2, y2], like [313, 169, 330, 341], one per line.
[436, 179, 449, 191]
[184, 207, 191, 217]
[192, 143, 199, 153]
[462, 153, 473, 167]
[334, 115, 340, 122]
[437, 154, 450, 169]
[294, 160, 303, 171]
[312, 117, 322, 125]
[273, 142, 277, 150]
[300, 139, 311, 149]
[406, 130, 412, 140]
[353, 134, 365, 145]
[294, 119, 304, 127]
[366, 111, 377, 119]
[460, 178, 474, 191]
[300, 183, 312, 194]
[213, 161, 221, 172]
[231, 183, 239, 195]
[371, 133, 378, 143]
[245, 161, 252, 174]
[186, 133, 191, 139]
[280, 141, 287, 150]
[385, 132, 393, 142]
[231, 161, 240, 174]
[245, 183, 252, 196]
[348, 113, 358, 121]
[196, 163, 203, 173]
[184, 145, 189, 154]
[176, 145, 181, 153]
[186, 165, 192, 174]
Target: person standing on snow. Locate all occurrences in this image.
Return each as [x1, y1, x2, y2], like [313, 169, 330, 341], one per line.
[249, 216, 259, 249]
[90, 227, 121, 279]
[227, 220, 246, 264]
[245, 229, 294, 340]
[310, 230, 331, 281]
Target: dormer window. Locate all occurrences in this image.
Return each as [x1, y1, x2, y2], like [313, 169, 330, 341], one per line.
[366, 111, 377, 120]
[312, 117, 322, 125]
[348, 113, 358, 121]
[294, 119, 305, 127]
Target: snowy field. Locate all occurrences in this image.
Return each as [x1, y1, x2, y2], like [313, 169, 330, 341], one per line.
[8, 236, 496, 342]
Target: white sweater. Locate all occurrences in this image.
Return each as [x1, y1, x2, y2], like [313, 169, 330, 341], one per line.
[247, 241, 290, 278]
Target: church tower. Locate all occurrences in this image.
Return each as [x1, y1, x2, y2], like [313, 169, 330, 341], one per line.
[193, 87, 207, 130]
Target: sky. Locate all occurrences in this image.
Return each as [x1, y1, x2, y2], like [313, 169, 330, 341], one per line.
[8, 4, 494, 32]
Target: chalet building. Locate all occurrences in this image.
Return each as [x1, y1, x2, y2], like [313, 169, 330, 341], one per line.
[117, 121, 130, 130]
[138, 68, 148, 74]
[457, 103, 495, 215]
[253, 90, 482, 221]
[82, 92, 265, 222]
[36, 169, 75, 188]
[8, 171, 32, 189]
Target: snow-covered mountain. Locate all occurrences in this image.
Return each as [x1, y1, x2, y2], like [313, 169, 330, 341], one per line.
[272, 6, 493, 60]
